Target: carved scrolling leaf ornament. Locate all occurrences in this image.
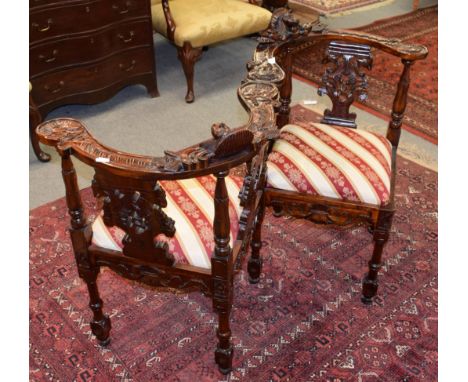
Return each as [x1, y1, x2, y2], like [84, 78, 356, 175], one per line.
[318, 42, 373, 126]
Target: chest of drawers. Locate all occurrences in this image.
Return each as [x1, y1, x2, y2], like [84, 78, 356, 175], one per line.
[30, 0, 158, 118]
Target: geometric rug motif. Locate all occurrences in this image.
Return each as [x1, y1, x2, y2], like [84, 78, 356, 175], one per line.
[290, 0, 386, 15]
[30, 108, 437, 381]
[293, 6, 438, 143]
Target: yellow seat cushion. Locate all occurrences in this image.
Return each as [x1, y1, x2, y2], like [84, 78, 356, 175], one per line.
[151, 0, 272, 48]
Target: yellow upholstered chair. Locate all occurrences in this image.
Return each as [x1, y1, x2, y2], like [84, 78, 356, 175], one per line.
[151, 0, 272, 102]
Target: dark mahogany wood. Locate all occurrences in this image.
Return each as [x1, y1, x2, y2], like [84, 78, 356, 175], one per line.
[318, 41, 372, 128]
[262, 0, 289, 12]
[29, 0, 158, 119]
[177, 42, 203, 103]
[29, 91, 51, 162]
[253, 8, 428, 304]
[35, 53, 284, 373]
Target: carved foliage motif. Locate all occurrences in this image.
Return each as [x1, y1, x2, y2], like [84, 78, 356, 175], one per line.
[97, 258, 212, 295]
[257, 8, 325, 44]
[271, 199, 374, 227]
[246, 59, 285, 83]
[318, 41, 373, 128]
[92, 173, 176, 265]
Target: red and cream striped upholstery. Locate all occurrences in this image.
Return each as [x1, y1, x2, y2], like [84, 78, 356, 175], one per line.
[267, 122, 393, 206]
[92, 175, 244, 269]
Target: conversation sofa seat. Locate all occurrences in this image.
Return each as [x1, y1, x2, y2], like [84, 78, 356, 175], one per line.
[266, 122, 393, 206]
[92, 174, 244, 269]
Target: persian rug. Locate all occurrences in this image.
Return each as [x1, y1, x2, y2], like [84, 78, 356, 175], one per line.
[30, 107, 437, 381]
[289, 0, 387, 15]
[292, 6, 438, 143]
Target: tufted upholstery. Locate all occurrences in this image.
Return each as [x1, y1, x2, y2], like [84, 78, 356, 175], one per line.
[92, 175, 243, 269]
[151, 0, 272, 48]
[267, 122, 393, 206]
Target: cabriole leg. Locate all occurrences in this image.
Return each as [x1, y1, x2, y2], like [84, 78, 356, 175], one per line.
[177, 41, 203, 103]
[29, 95, 51, 162]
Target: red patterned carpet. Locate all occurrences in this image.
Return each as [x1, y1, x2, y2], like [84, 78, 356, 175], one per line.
[30, 107, 437, 381]
[293, 6, 438, 143]
[290, 0, 383, 15]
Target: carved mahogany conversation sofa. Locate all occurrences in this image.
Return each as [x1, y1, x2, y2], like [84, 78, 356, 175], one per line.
[150, 0, 272, 102]
[34, 8, 428, 375]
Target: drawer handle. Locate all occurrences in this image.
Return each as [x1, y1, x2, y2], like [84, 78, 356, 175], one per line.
[118, 31, 135, 43]
[119, 60, 136, 72]
[44, 81, 64, 94]
[38, 49, 58, 63]
[112, 1, 132, 14]
[32, 18, 53, 32]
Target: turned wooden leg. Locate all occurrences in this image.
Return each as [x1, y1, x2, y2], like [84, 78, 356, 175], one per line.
[177, 41, 203, 103]
[362, 210, 394, 304]
[248, 200, 265, 284]
[29, 94, 50, 162]
[83, 270, 112, 345]
[214, 307, 233, 374]
[60, 152, 110, 343]
[212, 171, 234, 374]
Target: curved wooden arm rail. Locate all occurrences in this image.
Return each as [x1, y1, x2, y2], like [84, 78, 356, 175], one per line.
[35, 44, 284, 374]
[246, 8, 428, 305]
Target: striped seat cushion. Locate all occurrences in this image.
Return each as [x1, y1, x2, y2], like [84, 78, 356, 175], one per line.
[92, 175, 243, 269]
[267, 122, 392, 205]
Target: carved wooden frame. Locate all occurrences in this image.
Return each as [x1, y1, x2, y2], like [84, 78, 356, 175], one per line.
[252, 8, 428, 304]
[36, 45, 284, 374]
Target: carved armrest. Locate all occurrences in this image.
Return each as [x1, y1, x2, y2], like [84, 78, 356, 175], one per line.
[258, 8, 427, 61]
[307, 29, 428, 61]
[161, 0, 176, 42]
[36, 119, 264, 181]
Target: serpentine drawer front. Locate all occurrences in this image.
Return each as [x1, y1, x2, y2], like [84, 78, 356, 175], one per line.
[29, 0, 158, 118]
